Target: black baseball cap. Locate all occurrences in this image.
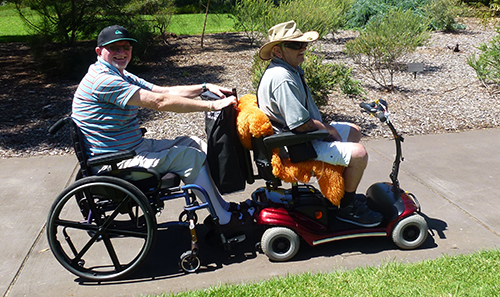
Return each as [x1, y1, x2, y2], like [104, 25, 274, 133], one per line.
[97, 25, 137, 47]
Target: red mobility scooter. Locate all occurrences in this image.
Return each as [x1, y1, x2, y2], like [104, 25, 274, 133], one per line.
[250, 99, 428, 261]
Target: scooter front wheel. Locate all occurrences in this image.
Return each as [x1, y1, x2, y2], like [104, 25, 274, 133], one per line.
[261, 227, 300, 262]
[392, 214, 428, 250]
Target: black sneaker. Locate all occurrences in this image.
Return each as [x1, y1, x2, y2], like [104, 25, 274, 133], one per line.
[227, 199, 254, 213]
[219, 210, 255, 234]
[336, 199, 383, 227]
[204, 207, 255, 233]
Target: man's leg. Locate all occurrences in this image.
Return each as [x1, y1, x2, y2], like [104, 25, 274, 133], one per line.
[313, 128, 382, 227]
[342, 143, 368, 193]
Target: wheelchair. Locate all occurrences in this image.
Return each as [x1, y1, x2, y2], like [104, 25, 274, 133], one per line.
[46, 117, 237, 281]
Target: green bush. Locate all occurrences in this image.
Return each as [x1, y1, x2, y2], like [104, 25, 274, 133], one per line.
[344, 0, 465, 31]
[251, 50, 364, 106]
[423, 0, 466, 31]
[232, 0, 352, 45]
[344, 8, 431, 90]
[232, 0, 273, 45]
[467, 26, 500, 88]
[344, 0, 430, 29]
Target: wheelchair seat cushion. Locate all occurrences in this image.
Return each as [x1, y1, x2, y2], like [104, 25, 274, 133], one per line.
[236, 94, 345, 206]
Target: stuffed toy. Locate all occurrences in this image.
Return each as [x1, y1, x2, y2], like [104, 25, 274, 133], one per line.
[236, 94, 345, 206]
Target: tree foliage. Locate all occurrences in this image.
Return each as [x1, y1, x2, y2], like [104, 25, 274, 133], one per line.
[13, 0, 129, 46]
[232, 0, 352, 45]
[12, 0, 175, 46]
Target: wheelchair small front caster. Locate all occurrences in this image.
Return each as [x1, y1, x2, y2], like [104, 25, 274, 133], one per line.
[179, 250, 201, 273]
[179, 210, 198, 224]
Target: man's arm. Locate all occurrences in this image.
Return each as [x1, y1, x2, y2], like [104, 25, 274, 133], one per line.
[151, 83, 232, 99]
[127, 84, 236, 113]
[294, 118, 342, 142]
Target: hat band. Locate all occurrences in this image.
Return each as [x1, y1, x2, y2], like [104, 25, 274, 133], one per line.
[270, 31, 303, 43]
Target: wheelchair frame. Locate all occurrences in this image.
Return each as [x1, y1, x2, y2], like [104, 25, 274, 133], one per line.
[47, 117, 230, 281]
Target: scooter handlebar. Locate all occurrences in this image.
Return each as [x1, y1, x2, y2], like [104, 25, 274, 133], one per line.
[359, 102, 378, 114]
[359, 100, 388, 122]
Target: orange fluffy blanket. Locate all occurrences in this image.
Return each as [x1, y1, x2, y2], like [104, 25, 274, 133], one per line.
[236, 94, 345, 206]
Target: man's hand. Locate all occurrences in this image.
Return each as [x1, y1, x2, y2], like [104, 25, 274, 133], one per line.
[212, 95, 237, 111]
[206, 83, 234, 99]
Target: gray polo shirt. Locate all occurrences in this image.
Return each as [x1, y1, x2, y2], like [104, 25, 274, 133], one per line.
[257, 58, 321, 131]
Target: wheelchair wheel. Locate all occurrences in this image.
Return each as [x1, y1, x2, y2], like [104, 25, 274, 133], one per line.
[47, 176, 157, 281]
[261, 227, 300, 262]
[179, 250, 201, 273]
[391, 214, 428, 250]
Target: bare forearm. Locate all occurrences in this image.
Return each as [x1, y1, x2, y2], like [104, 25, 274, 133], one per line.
[151, 84, 203, 98]
[151, 83, 232, 99]
[295, 119, 341, 141]
[128, 89, 236, 113]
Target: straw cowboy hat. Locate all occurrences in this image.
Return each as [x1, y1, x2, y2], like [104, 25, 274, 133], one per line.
[258, 20, 319, 60]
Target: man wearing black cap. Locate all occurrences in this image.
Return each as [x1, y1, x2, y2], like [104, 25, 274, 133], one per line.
[71, 25, 255, 232]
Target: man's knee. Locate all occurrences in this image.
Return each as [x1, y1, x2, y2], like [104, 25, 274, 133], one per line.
[349, 143, 368, 167]
[347, 124, 362, 142]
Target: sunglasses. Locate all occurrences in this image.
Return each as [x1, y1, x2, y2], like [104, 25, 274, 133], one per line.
[283, 42, 308, 50]
[105, 45, 132, 52]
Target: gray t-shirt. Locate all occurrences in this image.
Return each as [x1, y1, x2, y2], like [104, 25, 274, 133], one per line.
[257, 58, 321, 132]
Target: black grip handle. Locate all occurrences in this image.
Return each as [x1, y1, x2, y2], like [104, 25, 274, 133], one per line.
[359, 102, 377, 113]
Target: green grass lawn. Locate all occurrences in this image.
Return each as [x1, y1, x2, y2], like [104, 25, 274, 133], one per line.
[165, 13, 235, 35]
[152, 249, 500, 297]
[0, 5, 235, 42]
[0, 5, 33, 42]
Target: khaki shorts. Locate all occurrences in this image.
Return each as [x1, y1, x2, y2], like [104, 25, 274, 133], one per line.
[116, 136, 207, 184]
[312, 122, 354, 167]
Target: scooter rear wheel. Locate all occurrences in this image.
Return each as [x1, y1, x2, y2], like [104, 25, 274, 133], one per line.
[392, 214, 428, 250]
[261, 227, 300, 262]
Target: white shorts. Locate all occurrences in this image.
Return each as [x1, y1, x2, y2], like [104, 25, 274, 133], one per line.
[312, 122, 354, 167]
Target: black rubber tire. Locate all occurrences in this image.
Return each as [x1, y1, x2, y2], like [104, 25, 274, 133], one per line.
[179, 250, 201, 273]
[261, 227, 300, 262]
[47, 176, 157, 281]
[392, 214, 428, 250]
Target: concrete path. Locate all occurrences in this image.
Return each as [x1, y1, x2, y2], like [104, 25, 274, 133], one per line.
[2, 129, 500, 297]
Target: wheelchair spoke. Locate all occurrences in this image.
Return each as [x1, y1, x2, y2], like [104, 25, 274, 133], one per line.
[70, 231, 100, 266]
[98, 233, 123, 272]
[99, 195, 133, 229]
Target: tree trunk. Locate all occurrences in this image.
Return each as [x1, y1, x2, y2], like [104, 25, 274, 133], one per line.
[201, 0, 211, 48]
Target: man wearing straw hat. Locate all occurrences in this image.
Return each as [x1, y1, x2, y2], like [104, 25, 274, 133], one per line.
[257, 21, 382, 227]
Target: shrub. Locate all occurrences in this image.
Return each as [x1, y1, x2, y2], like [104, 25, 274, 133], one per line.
[467, 26, 500, 88]
[232, 0, 273, 45]
[423, 0, 466, 31]
[251, 50, 364, 106]
[344, 0, 430, 29]
[344, 8, 431, 90]
[344, 0, 465, 31]
[232, 0, 352, 45]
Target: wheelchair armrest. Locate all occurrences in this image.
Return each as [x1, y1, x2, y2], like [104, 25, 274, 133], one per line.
[262, 130, 329, 149]
[87, 150, 137, 167]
